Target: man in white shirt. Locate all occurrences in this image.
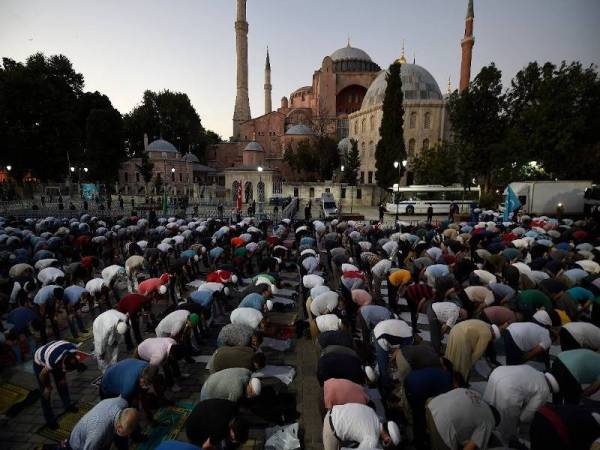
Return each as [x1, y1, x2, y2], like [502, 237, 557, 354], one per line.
[37, 267, 65, 286]
[371, 258, 392, 301]
[373, 319, 413, 391]
[92, 309, 128, 372]
[310, 291, 339, 317]
[230, 307, 264, 330]
[426, 388, 499, 450]
[504, 312, 554, 368]
[427, 301, 466, 354]
[155, 310, 200, 361]
[560, 322, 600, 351]
[483, 365, 559, 444]
[322, 403, 400, 450]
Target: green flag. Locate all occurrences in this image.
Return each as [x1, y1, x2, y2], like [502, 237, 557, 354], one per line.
[162, 191, 168, 215]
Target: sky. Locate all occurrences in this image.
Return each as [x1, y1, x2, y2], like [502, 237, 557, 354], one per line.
[2, 0, 599, 140]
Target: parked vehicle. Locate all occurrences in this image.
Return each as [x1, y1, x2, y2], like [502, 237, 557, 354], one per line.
[321, 192, 338, 219]
[505, 180, 592, 216]
[386, 185, 480, 215]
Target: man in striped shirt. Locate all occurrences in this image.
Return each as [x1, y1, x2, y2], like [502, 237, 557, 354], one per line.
[33, 340, 85, 428]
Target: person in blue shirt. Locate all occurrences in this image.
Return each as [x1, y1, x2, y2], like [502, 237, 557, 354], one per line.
[238, 292, 273, 313]
[33, 285, 64, 344]
[63, 285, 90, 338]
[5, 306, 38, 362]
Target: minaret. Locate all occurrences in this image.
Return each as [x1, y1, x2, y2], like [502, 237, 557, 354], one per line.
[459, 0, 475, 92]
[264, 47, 272, 115]
[233, 0, 251, 140]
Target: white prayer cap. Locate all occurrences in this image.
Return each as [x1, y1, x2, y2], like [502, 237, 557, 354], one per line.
[266, 300, 273, 311]
[116, 322, 128, 335]
[388, 421, 401, 446]
[544, 373, 560, 393]
[365, 366, 377, 383]
[533, 310, 552, 327]
[230, 274, 238, 284]
[158, 285, 167, 295]
[491, 324, 501, 339]
[250, 378, 262, 396]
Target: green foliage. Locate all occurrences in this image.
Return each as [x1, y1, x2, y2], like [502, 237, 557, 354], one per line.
[85, 108, 125, 182]
[315, 136, 340, 181]
[283, 138, 339, 182]
[412, 142, 458, 186]
[375, 62, 406, 189]
[343, 139, 361, 185]
[136, 153, 154, 185]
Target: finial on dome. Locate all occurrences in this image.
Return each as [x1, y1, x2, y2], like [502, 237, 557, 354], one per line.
[447, 76, 452, 94]
[397, 40, 407, 64]
[347, 36, 351, 47]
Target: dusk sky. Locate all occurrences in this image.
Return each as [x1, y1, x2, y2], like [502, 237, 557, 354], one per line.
[2, 0, 599, 140]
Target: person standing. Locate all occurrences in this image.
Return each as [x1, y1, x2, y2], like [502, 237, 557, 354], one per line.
[427, 204, 433, 224]
[378, 203, 386, 223]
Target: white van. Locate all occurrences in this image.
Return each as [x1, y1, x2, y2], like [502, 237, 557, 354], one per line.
[321, 192, 338, 219]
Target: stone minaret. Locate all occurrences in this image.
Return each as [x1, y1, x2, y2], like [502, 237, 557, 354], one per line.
[233, 0, 251, 140]
[264, 48, 272, 115]
[459, 0, 475, 92]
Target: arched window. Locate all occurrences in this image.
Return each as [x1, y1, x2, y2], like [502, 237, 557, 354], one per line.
[369, 141, 374, 158]
[424, 112, 431, 129]
[244, 181, 253, 203]
[369, 115, 375, 131]
[408, 139, 416, 157]
[409, 112, 417, 129]
[422, 139, 429, 151]
[257, 180, 265, 202]
[361, 142, 366, 159]
[361, 118, 366, 132]
[231, 180, 239, 203]
[354, 120, 358, 135]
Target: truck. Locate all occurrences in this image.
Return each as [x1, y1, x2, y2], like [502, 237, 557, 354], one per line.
[320, 192, 338, 219]
[506, 180, 592, 216]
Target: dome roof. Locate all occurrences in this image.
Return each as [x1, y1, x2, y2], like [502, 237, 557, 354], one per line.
[244, 141, 264, 152]
[330, 45, 372, 63]
[361, 64, 443, 109]
[182, 152, 200, 163]
[147, 139, 178, 153]
[337, 137, 353, 153]
[286, 124, 314, 135]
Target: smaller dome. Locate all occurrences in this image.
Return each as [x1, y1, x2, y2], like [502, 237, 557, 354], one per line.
[182, 153, 200, 163]
[244, 141, 263, 152]
[286, 124, 314, 135]
[337, 137, 353, 154]
[330, 45, 372, 62]
[147, 139, 177, 153]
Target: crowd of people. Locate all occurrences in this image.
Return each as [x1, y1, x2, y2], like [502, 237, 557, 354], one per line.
[0, 208, 599, 449]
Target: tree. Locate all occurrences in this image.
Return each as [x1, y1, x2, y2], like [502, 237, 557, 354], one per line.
[448, 64, 510, 193]
[136, 152, 154, 193]
[412, 142, 458, 186]
[343, 139, 361, 185]
[315, 136, 340, 180]
[154, 173, 163, 194]
[375, 62, 406, 190]
[85, 108, 125, 183]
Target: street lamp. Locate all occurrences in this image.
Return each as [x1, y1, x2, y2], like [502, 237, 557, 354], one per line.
[70, 167, 75, 173]
[83, 167, 88, 173]
[257, 166, 264, 218]
[6, 165, 12, 172]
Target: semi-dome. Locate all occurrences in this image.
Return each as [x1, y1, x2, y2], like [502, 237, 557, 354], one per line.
[182, 152, 200, 163]
[285, 124, 314, 135]
[147, 139, 178, 153]
[244, 141, 263, 152]
[330, 45, 372, 62]
[361, 64, 443, 109]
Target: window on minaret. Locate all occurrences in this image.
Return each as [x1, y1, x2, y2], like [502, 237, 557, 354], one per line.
[409, 112, 417, 129]
[424, 112, 431, 129]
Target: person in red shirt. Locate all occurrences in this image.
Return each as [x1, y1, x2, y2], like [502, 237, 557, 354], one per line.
[138, 273, 169, 297]
[206, 270, 238, 285]
[117, 293, 153, 350]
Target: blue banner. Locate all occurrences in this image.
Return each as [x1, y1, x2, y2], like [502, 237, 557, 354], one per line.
[503, 185, 522, 222]
[81, 183, 98, 201]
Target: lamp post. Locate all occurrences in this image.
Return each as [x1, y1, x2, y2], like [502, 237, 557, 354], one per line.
[257, 166, 264, 219]
[393, 160, 408, 222]
[171, 167, 176, 205]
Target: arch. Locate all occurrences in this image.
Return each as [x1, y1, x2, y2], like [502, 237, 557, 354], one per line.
[409, 112, 417, 129]
[408, 139, 416, 157]
[369, 115, 375, 131]
[361, 119, 366, 132]
[361, 141, 366, 159]
[336, 84, 368, 115]
[369, 141, 374, 158]
[354, 120, 359, 135]
[424, 112, 432, 129]
[422, 139, 430, 151]
[244, 181, 253, 203]
[257, 180, 265, 202]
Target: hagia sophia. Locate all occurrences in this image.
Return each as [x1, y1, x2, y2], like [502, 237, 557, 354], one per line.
[119, 0, 475, 204]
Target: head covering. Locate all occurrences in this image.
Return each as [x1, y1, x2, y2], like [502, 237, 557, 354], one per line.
[266, 300, 274, 311]
[116, 321, 128, 335]
[491, 324, 501, 340]
[250, 378, 262, 396]
[365, 366, 377, 383]
[188, 313, 200, 327]
[158, 285, 167, 295]
[230, 274, 238, 284]
[544, 373, 560, 393]
[533, 310, 552, 327]
[387, 421, 401, 446]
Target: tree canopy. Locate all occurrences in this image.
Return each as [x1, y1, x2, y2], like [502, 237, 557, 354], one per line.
[342, 139, 361, 186]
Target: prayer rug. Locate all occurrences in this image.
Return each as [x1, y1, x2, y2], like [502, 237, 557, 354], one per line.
[133, 401, 194, 450]
[0, 383, 30, 415]
[37, 402, 94, 442]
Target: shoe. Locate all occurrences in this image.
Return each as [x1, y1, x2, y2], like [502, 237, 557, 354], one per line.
[66, 405, 79, 413]
[171, 384, 182, 392]
[47, 421, 60, 430]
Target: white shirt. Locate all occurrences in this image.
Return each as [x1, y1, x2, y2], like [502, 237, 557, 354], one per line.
[92, 309, 127, 355]
[427, 388, 495, 450]
[507, 322, 552, 351]
[302, 256, 320, 274]
[373, 319, 412, 351]
[432, 302, 460, 328]
[310, 285, 330, 299]
[230, 307, 263, 330]
[125, 255, 145, 273]
[310, 291, 339, 317]
[464, 286, 495, 306]
[483, 365, 551, 438]
[371, 259, 392, 278]
[473, 270, 497, 285]
[37, 267, 65, 285]
[330, 403, 382, 448]
[303, 274, 324, 289]
[137, 337, 176, 366]
[563, 322, 600, 350]
[316, 314, 340, 332]
[155, 310, 190, 337]
[101, 265, 124, 284]
[86, 278, 107, 296]
[198, 282, 224, 293]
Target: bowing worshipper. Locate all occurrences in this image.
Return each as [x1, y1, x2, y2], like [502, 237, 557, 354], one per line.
[185, 399, 249, 449]
[135, 337, 187, 392]
[371, 257, 392, 301]
[391, 343, 443, 382]
[117, 293, 153, 350]
[503, 309, 558, 368]
[560, 321, 600, 351]
[529, 404, 600, 450]
[92, 308, 129, 372]
[483, 365, 560, 446]
[4, 305, 38, 361]
[33, 284, 63, 343]
[85, 277, 111, 313]
[403, 280, 435, 335]
[208, 345, 266, 373]
[322, 403, 401, 450]
[515, 288, 553, 318]
[318, 327, 355, 350]
[230, 306, 265, 331]
[200, 367, 261, 402]
[33, 340, 86, 428]
[137, 272, 169, 298]
[155, 309, 200, 362]
[310, 289, 339, 317]
[426, 388, 500, 450]
[403, 358, 463, 450]
[387, 269, 412, 311]
[217, 323, 262, 349]
[426, 300, 466, 355]
[238, 291, 274, 313]
[37, 266, 65, 286]
[444, 319, 501, 381]
[479, 305, 519, 327]
[125, 254, 145, 291]
[63, 285, 89, 338]
[317, 343, 376, 386]
[463, 285, 496, 316]
[68, 397, 139, 450]
[323, 378, 370, 410]
[373, 318, 413, 391]
[488, 281, 517, 308]
[549, 348, 600, 404]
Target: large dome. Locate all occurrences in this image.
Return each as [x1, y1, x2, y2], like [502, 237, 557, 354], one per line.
[147, 139, 177, 153]
[330, 45, 372, 63]
[361, 64, 443, 109]
[244, 141, 263, 152]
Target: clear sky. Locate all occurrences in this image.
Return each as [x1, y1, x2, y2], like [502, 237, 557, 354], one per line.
[2, 0, 599, 140]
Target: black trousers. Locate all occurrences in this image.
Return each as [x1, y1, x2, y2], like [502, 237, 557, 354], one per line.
[560, 328, 581, 351]
[124, 312, 144, 351]
[551, 358, 582, 405]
